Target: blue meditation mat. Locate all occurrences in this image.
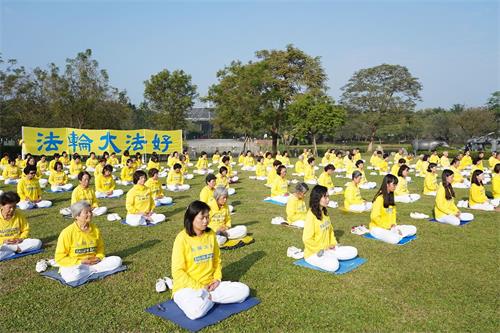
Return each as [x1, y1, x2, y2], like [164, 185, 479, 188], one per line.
[293, 257, 367, 275]
[155, 202, 174, 207]
[363, 233, 417, 245]
[145, 297, 260, 332]
[428, 218, 472, 226]
[263, 198, 286, 206]
[40, 265, 127, 287]
[0, 248, 44, 262]
[120, 220, 158, 227]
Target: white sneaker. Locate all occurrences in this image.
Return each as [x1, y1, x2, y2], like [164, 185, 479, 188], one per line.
[48, 258, 59, 267]
[107, 214, 116, 221]
[163, 276, 173, 290]
[327, 201, 338, 208]
[291, 179, 299, 184]
[287, 246, 302, 258]
[59, 208, 71, 216]
[271, 217, 286, 225]
[155, 279, 167, 293]
[113, 213, 122, 221]
[291, 251, 304, 259]
[35, 259, 48, 273]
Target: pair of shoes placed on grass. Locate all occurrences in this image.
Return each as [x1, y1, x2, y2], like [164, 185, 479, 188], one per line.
[287, 246, 304, 259]
[155, 276, 173, 293]
[107, 213, 122, 221]
[409, 212, 430, 219]
[271, 216, 287, 225]
[350, 225, 369, 235]
[456, 200, 468, 208]
[327, 201, 338, 208]
[35, 258, 58, 273]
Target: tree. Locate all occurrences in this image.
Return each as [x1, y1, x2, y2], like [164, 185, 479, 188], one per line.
[340, 64, 422, 151]
[288, 93, 345, 155]
[144, 69, 198, 130]
[452, 107, 497, 140]
[256, 44, 328, 152]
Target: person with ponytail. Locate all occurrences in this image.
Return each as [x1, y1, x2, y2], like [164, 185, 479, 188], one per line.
[449, 157, 471, 188]
[369, 174, 417, 244]
[394, 165, 421, 203]
[302, 185, 358, 272]
[468, 170, 498, 211]
[423, 163, 438, 196]
[434, 169, 474, 226]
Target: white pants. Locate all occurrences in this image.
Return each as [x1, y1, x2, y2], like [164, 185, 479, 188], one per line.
[39, 178, 48, 188]
[125, 213, 166, 226]
[328, 187, 343, 195]
[216, 225, 248, 246]
[85, 167, 95, 172]
[0, 238, 42, 260]
[395, 194, 421, 203]
[228, 188, 236, 196]
[167, 184, 190, 191]
[424, 192, 436, 196]
[305, 246, 358, 272]
[193, 169, 214, 175]
[436, 212, 474, 226]
[18, 200, 52, 210]
[230, 176, 238, 183]
[453, 180, 471, 189]
[290, 220, 305, 228]
[269, 195, 289, 205]
[249, 176, 267, 181]
[60, 206, 107, 216]
[117, 180, 133, 186]
[69, 174, 78, 180]
[359, 182, 377, 190]
[305, 180, 318, 185]
[96, 189, 124, 198]
[51, 184, 73, 192]
[469, 202, 495, 211]
[174, 281, 250, 320]
[492, 199, 499, 206]
[370, 225, 417, 244]
[241, 166, 256, 171]
[154, 197, 173, 206]
[184, 174, 194, 180]
[59, 256, 122, 283]
[4, 178, 19, 185]
[347, 202, 372, 212]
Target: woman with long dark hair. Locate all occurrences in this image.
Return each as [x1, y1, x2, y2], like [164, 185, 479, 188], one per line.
[303, 185, 358, 272]
[434, 169, 474, 225]
[370, 175, 417, 244]
[468, 170, 497, 211]
[394, 165, 421, 203]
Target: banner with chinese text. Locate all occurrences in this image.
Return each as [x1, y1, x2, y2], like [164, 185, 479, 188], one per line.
[22, 127, 182, 155]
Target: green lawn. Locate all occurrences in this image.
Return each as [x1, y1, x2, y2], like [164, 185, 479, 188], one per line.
[0, 157, 498, 332]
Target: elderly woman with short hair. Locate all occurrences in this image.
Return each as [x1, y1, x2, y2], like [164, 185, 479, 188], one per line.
[55, 201, 122, 283]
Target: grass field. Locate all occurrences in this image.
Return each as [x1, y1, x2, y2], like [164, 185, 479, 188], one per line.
[0, 157, 498, 332]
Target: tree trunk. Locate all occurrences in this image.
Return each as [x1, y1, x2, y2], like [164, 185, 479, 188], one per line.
[367, 126, 377, 152]
[271, 131, 278, 154]
[312, 133, 317, 157]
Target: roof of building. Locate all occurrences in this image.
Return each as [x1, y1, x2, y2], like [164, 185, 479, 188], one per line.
[186, 107, 214, 121]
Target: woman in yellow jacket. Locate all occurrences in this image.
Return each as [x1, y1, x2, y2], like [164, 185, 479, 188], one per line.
[208, 186, 247, 246]
[440, 151, 450, 168]
[489, 152, 499, 170]
[284, 182, 309, 228]
[241, 151, 256, 171]
[394, 165, 420, 203]
[212, 150, 221, 164]
[265, 160, 282, 187]
[216, 166, 235, 196]
[171, 200, 250, 320]
[49, 162, 73, 192]
[269, 165, 290, 205]
[199, 174, 217, 204]
[344, 171, 372, 212]
[281, 151, 291, 167]
[468, 170, 497, 211]
[449, 158, 470, 188]
[96, 165, 124, 198]
[303, 157, 317, 185]
[107, 152, 120, 168]
[2, 158, 21, 185]
[249, 156, 267, 180]
[423, 163, 438, 196]
[17, 165, 52, 210]
[318, 164, 343, 195]
[493, 163, 500, 206]
[125, 170, 166, 226]
[119, 159, 136, 186]
[167, 163, 190, 192]
[220, 156, 238, 183]
[60, 171, 107, 217]
[55, 200, 122, 283]
[370, 174, 417, 244]
[378, 153, 390, 175]
[145, 168, 173, 206]
[194, 151, 213, 175]
[69, 154, 84, 180]
[85, 152, 99, 172]
[120, 150, 130, 167]
[303, 185, 358, 272]
[0, 153, 9, 171]
[434, 169, 474, 225]
[356, 160, 377, 190]
[36, 155, 49, 176]
[60, 151, 70, 167]
[0, 191, 43, 260]
[293, 155, 305, 176]
[459, 150, 473, 170]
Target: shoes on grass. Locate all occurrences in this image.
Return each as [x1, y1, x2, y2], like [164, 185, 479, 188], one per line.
[327, 201, 338, 208]
[287, 246, 304, 259]
[271, 217, 287, 225]
[107, 213, 122, 221]
[351, 225, 369, 235]
[410, 212, 429, 219]
[156, 277, 173, 293]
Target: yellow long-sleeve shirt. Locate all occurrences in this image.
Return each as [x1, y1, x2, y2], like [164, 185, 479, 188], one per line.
[459, 156, 472, 170]
[120, 166, 135, 182]
[369, 195, 397, 230]
[55, 222, 105, 267]
[263, 157, 274, 168]
[423, 172, 437, 194]
[2, 165, 21, 179]
[145, 178, 164, 199]
[493, 174, 500, 199]
[167, 157, 179, 168]
[16, 159, 27, 169]
[286, 195, 307, 223]
[126, 184, 154, 214]
[449, 166, 464, 184]
[255, 163, 266, 177]
[60, 156, 70, 166]
[434, 184, 459, 218]
[333, 157, 343, 169]
[121, 155, 129, 166]
[171, 229, 221, 293]
[321, 154, 330, 166]
[468, 183, 487, 206]
[37, 160, 48, 173]
[302, 210, 337, 258]
[195, 158, 208, 170]
[0, 210, 30, 243]
[440, 156, 450, 168]
[108, 157, 119, 166]
[94, 163, 105, 177]
[303, 164, 316, 182]
[208, 197, 231, 230]
[238, 155, 245, 164]
[243, 156, 255, 167]
[216, 173, 230, 188]
[281, 156, 291, 166]
[199, 185, 214, 204]
[344, 160, 355, 178]
[429, 155, 440, 164]
[394, 176, 409, 196]
[49, 170, 68, 185]
[370, 155, 381, 168]
[95, 175, 116, 193]
[17, 178, 42, 202]
[147, 160, 160, 171]
[318, 171, 333, 189]
[86, 157, 99, 169]
[295, 160, 305, 174]
[489, 156, 499, 169]
[271, 177, 288, 197]
[167, 170, 185, 185]
[69, 160, 83, 176]
[344, 182, 364, 209]
[0, 156, 9, 166]
[212, 154, 221, 164]
[378, 160, 389, 175]
[71, 185, 98, 208]
[390, 164, 401, 176]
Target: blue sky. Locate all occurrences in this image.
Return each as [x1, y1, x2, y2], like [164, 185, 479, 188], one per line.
[1, 0, 498, 109]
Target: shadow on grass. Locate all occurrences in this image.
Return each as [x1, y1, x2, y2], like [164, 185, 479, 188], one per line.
[24, 213, 48, 219]
[172, 195, 190, 200]
[223, 250, 266, 281]
[334, 229, 345, 241]
[164, 206, 188, 217]
[240, 220, 260, 226]
[48, 197, 69, 205]
[41, 234, 58, 246]
[231, 200, 241, 207]
[113, 239, 161, 259]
